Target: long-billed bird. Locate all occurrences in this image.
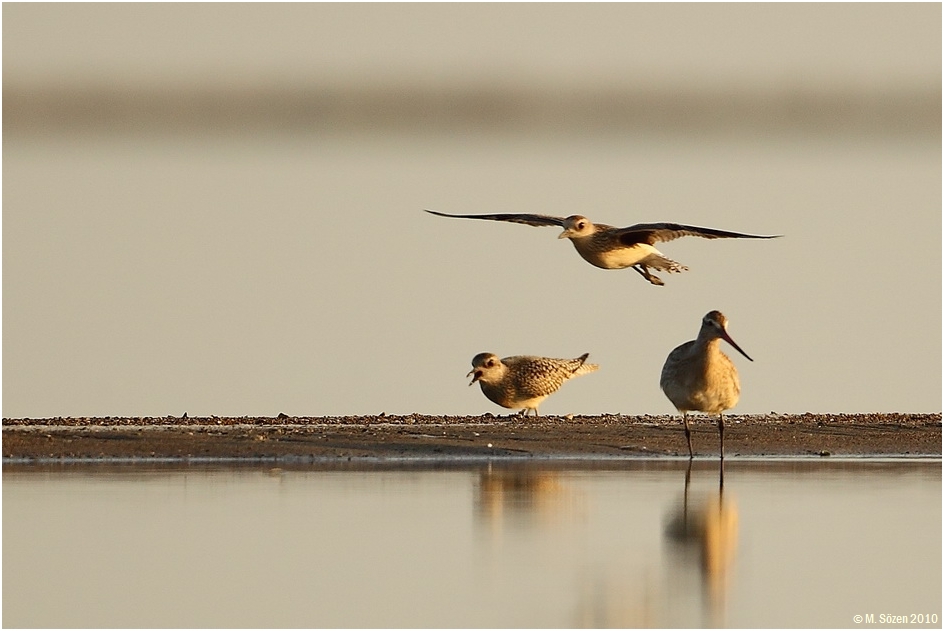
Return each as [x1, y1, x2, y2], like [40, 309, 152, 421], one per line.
[660, 311, 753, 459]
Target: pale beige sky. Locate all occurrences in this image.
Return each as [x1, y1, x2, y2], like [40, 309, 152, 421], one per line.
[3, 3, 941, 418]
[4, 3, 940, 88]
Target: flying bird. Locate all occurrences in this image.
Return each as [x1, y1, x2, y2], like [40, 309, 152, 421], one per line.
[425, 209, 780, 285]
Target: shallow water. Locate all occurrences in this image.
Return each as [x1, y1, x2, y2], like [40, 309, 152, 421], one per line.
[3, 459, 940, 628]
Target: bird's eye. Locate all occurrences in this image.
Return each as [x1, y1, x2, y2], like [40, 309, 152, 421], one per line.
[487, 359, 496, 367]
[577, 222, 586, 230]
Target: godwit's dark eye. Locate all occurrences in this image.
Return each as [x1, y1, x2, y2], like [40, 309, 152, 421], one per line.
[487, 359, 496, 367]
[577, 222, 586, 230]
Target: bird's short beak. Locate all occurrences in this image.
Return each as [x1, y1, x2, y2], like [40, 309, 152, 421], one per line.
[467, 369, 482, 386]
[721, 331, 754, 362]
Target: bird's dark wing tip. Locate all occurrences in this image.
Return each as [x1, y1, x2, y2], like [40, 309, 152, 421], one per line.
[423, 210, 566, 227]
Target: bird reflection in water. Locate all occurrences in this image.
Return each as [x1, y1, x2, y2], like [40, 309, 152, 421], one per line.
[474, 465, 582, 534]
[664, 460, 739, 627]
[476, 466, 657, 627]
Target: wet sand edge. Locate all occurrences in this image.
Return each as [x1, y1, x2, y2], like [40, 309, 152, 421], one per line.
[3, 413, 940, 461]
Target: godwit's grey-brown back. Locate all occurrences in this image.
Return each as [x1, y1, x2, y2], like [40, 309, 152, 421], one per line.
[467, 352, 599, 416]
[425, 209, 780, 286]
[660, 311, 753, 458]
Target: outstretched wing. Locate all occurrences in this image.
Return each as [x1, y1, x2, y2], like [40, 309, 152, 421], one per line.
[614, 222, 781, 246]
[425, 209, 565, 228]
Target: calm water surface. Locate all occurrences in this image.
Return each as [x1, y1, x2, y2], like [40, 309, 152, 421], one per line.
[3, 459, 940, 628]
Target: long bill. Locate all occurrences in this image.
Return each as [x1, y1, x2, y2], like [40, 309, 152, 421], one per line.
[720, 330, 753, 362]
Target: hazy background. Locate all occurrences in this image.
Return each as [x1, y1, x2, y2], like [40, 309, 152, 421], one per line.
[3, 3, 941, 418]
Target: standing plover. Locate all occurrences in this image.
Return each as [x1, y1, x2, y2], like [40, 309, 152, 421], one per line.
[468, 352, 599, 416]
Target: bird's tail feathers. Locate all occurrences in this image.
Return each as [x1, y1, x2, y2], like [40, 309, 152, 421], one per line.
[645, 254, 689, 273]
[572, 353, 600, 376]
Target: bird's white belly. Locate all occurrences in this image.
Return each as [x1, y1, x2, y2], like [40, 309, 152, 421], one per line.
[573, 241, 660, 269]
[514, 395, 549, 411]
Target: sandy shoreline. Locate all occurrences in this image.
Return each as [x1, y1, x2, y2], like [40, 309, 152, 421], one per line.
[3, 413, 940, 463]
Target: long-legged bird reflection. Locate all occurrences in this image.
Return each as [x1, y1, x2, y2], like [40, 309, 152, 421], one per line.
[664, 460, 738, 627]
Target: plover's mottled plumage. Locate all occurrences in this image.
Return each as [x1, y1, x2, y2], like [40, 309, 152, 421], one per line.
[467, 352, 599, 416]
[425, 209, 780, 286]
[660, 311, 753, 459]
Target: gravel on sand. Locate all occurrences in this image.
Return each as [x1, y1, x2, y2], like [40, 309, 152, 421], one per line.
[3, 413, 940, 462]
